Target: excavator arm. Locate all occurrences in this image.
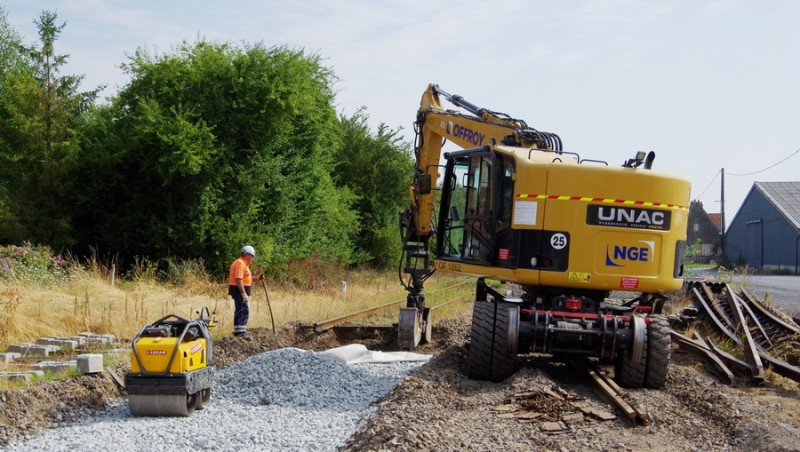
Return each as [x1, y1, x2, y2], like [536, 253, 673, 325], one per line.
[408, 84, 562, 238]
[397, 84, 561, 348]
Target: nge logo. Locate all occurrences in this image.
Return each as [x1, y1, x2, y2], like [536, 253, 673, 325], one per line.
[605, 241, 655, 267]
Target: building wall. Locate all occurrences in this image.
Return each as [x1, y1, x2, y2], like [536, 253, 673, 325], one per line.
[687, 201, 720, 257]
[724, 189, 800, 270]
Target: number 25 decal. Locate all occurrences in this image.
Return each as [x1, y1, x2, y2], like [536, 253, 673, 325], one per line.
[550, 233, 568, 250]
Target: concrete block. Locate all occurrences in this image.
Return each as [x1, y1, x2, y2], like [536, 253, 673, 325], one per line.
[7, 343, 52, 357]
[0, 352, 22, 363]
[0, 372, 31, 382]
[0, 371, 45, 382]
[77, 354, 103, 374]
[31, 360, 76, 372]
[78, 333, 110, 345]
[36, 338, 79, 350]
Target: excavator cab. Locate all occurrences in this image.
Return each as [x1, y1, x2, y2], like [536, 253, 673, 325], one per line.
[438, 149, 517, 268]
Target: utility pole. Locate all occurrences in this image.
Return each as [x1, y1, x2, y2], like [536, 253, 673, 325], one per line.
[720, 168, 726, 263]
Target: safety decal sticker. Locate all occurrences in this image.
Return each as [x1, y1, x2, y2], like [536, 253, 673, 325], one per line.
[515, 194, 687, 211]
[513, 200, 538, 225]
[190, 343, 203, 354]
[620, 277, 640, 289]
[568, 272, 592, 284]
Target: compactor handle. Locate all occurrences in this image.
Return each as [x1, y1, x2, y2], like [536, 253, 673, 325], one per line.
[196, 306, 217, 327]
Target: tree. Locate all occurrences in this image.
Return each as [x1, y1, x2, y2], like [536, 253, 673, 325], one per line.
[686, 238, 703, 258]
[0, 6, 28, 241]
[0, 10, 98, 246]
[72, 40, 357, 273]
[333, 110, 414, 268]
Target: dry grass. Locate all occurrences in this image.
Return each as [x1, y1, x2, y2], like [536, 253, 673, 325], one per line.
[0, 265, 472, 349]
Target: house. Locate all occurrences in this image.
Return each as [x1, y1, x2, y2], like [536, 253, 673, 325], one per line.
[687, 200, 721, 263]
[723, 181, 800, 273]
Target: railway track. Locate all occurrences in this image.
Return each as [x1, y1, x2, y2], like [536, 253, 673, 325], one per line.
[312, 281, 654, 426]
[681, 280, 800, 383]
[311, 281, 472, 333]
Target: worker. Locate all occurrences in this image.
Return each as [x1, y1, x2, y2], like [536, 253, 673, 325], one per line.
[228, 245, 263, 337]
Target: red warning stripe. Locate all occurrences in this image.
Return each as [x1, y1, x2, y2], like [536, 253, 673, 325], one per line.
[515, 194, 687, 210]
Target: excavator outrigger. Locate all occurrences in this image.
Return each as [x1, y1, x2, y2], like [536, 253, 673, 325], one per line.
[398, 84, 690, 387]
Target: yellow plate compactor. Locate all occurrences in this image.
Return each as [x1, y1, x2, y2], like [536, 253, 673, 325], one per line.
[125, 307, 216, 417]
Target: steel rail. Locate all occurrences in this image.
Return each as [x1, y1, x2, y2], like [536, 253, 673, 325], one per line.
[739, 288, 800, 335]
[686, 281, 799, 383]
[726, 284, 773, 349]
[566, 358, 650, 426]
[691, 287, 741, 345]
[727, 291, 765, 380]
[313, 281, 471, 332]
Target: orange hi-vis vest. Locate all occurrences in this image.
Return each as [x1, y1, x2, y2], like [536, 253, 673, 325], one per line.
[228, 257, 252, 286]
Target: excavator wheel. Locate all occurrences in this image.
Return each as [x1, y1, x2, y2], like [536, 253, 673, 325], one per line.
[644, 315, 671, 388]
[129, 393, 197, 417]
[615, 316, 648, 388]
[468, 301, 518, 382]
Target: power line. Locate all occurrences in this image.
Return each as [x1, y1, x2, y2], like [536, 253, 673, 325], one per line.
[695, 170, 719, 199]
[727, 147, 800, 176]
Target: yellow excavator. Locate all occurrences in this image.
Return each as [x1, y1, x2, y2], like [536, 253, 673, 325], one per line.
[398, 84, 690, 387]
[125, 307, 216, 416]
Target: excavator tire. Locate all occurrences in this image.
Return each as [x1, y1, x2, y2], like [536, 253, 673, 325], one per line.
[468, 302, 518, 382]
[615, 320, 648, 389]
[644, 315, 671, 388]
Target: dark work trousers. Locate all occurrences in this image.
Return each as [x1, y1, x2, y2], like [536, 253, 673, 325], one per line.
[229, 285, 252, 336]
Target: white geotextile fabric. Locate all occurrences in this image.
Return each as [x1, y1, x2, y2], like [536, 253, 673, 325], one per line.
[317, 343, 431, 364]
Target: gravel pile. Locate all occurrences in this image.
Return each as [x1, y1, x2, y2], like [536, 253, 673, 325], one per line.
[5, 348, 424, 451]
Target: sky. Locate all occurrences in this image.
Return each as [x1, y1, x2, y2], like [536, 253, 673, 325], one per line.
[3, 0, 798, 226]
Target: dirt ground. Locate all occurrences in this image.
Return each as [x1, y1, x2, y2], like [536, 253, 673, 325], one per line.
[2, 317, 800, 451]
[344, 317, 800, 451]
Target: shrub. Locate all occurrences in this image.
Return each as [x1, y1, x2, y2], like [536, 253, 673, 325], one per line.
[0, 242, 66, 284]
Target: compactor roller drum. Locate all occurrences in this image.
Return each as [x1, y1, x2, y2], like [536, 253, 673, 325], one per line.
[128, 393, 199, 417]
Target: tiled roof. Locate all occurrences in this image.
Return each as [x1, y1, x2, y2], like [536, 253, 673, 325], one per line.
[707, 213, 722, 230]
[755, 181, 800, 229]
